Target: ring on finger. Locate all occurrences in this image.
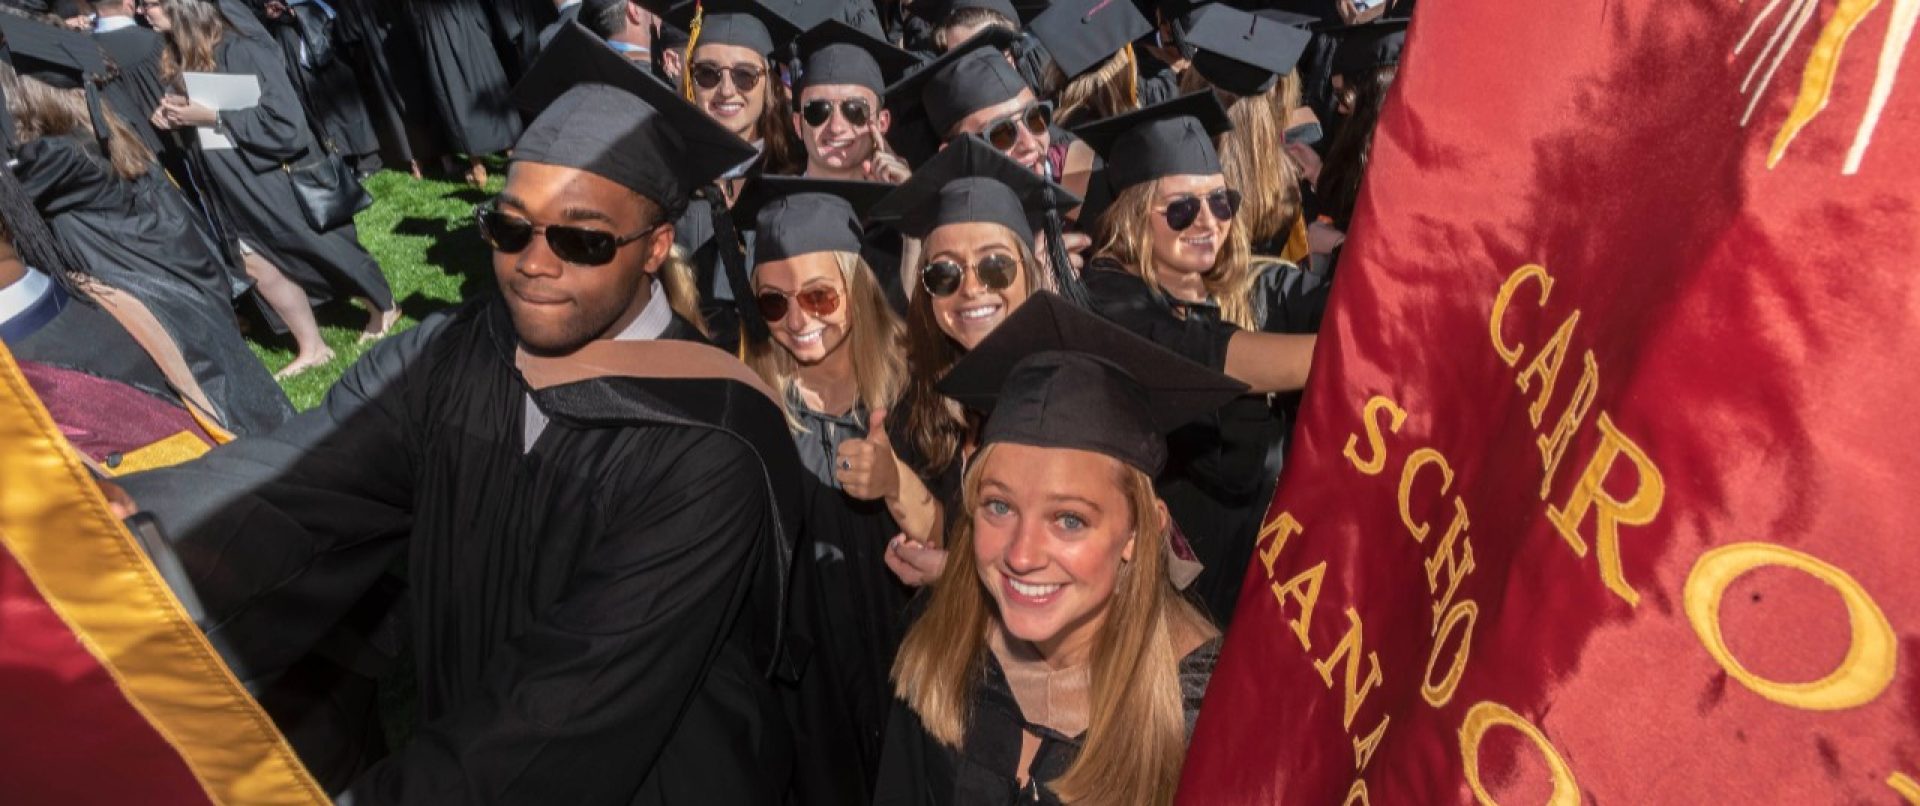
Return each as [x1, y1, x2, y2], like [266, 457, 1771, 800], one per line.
[838, 458, 852, 471]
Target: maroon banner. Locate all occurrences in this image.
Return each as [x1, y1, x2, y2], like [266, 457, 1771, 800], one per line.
[1178, 0, 1920, 803]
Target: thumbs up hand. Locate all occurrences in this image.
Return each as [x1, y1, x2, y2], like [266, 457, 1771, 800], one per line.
[835, 408, 901, 502]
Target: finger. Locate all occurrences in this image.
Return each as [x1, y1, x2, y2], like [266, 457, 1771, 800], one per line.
[867, 408, 888, 444]
[868, 127, 892, 157]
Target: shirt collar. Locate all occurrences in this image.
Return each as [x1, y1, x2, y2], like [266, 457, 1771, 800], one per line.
[93, 14, 137, 32]
[613, 279, 672, 341]
[0, 268, 53, 327]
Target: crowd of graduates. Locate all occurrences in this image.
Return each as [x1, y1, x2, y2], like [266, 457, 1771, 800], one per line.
[0, 0, 1414, 802]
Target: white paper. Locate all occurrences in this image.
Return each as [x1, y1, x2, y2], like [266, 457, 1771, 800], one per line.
[182, 72, 262, 151]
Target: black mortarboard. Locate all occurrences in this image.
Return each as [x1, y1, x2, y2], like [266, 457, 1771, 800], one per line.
[1331, 18, 1409, 77]
[883, 27, 1023, 138]
[1071, 91, 1231, 194]
[869, 135, 1078, 240]
[733, 175, 891, 262]
[665, 0, 809, 57]
[795, 19, 919, 95]
[905, 0, 1021, 24]
[657, 21, 692, 47]
[1179, 3, 1312, 96]
[938, 292, 1246, 475]
[511, 23, 757, 215]
[0, 12, 104, 89]
[1025, 0, 1151, 80]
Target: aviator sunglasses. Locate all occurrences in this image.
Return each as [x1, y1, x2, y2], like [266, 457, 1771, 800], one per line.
[756, 286, 843, 322]
[474, 205, 658, 266]
[801, 98, 872, 128]
[1159, 188, 1244, 231]
[921, 253, 1019, 298]
[979, 101, 1052, 152]
[690, 62, 765, 92]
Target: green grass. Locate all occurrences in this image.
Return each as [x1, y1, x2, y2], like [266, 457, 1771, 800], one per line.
[246, 168, 503, 409]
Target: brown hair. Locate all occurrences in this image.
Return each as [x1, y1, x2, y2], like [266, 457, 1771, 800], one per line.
[891, 443, 1217, 805]
[744, 250, 907, 428]
[932, 6, 1016, 51]
[1041, 45, 1140, 129]
[0, 63, 158, 181]
[1181, 69, 1303, 250]
[1320, 64, 1398, 228]
[1093, 177, 1257, 329]
[897, 232, 1048, 476]
[156, 0, 229, 85]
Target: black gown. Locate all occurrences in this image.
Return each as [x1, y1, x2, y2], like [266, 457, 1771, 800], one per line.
[265, 3, 383, 170]
[93, 22, 169, 155]
[872, 639, 1220, 805]
[403, 0, 522, 157]
[199, 33, 392, 311]
[120, 296, 803, 804]
[13, 136, 293, 436]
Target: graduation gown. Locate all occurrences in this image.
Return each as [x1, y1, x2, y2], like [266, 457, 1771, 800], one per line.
[266, 3, 383, 169]
[872, 640, 1220, 805]
[120, 296, 803, 804]
[13, 137, 292, 436]
[403, 0, 522, 156]
[198, 33, 392, 311]
[93, 22, 169, 155]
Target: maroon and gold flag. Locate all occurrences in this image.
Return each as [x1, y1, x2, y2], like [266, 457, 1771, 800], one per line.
[1179, 0, 1919, 803]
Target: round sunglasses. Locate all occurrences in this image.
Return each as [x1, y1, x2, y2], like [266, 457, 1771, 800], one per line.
[755, 286, 842, 322]
[801, 98, 872, 128]
[921, 253, 1020, 298]
[690, 62, 764, 92]
[1159, 188, 1244, 231]
[475, 206, 657, 266]
[978, 101, 1052, 152]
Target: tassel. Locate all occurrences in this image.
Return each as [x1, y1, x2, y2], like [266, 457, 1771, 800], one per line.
[680, 2, 705, 101]
[1122, 42, 1139, 109]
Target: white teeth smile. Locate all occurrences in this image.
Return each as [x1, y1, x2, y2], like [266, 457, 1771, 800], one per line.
[1008, 579, 1062, 598]
[791, 328, 823, 345]
[1182, 235, 1215, 247]
[960, 304, 1001, 321]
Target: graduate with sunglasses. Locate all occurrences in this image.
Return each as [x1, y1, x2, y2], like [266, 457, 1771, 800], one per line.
[866, 136, 1078, 590]
[1074, 93, 1320, 626]
[791, 20, 916, 183]
[117, 25, 807, 803]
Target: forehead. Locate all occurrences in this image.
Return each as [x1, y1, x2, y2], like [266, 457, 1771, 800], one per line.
[925, 220, 1021, 254]
[502, 161, 649, 218]
[1154, 173, 1228, 195]
[799, 84, 880, 104]
[978, 443, 1127, 502]
[753, 252, 843, 288]
[692, 43, 767, 65]
[955, 88, 1036, 133]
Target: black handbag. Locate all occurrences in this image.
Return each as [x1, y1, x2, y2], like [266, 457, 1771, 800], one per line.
[284, 146, 371, 231]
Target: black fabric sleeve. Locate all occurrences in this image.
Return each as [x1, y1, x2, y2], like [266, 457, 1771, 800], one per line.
[1081, 264, 1236, 372]
[1256, 260, 1334, 335]
[215, 37, 312, 164]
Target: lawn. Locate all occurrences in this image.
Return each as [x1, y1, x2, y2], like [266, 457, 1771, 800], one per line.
[246, 168, 503, 409]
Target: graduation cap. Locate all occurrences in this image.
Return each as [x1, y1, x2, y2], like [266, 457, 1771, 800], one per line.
[904, 0, 1037, 25]
[1179, 3, 1312, 96]
[937, 292, 1246, 475]
[0, 11, 106, 89]
[1071, 91, 1231, 196]
[794, 19, 919, 96]
[1330, 18, 1409, 77]
[1025, 0, 1151, 80]
[884, 27, 1022, 140]
[665, 0, 809, 58]
[868, 135, 1077, 241]
[732, 175, 892, 262]
[511, 22, 757, 215]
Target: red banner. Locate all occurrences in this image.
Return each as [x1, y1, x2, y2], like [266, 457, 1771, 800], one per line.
[1179, 0, 1920, 803]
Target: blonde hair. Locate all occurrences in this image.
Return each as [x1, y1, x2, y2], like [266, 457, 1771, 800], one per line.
[1043, 44, 1140, 129]
[0, 63, 158, 182]
[659, 244, 710, 336]
[891, 443, 1217, 805]
[743, 250, 907, 429]
[1093, 178, 1257, 329]
[1181, 70, 1304, 249]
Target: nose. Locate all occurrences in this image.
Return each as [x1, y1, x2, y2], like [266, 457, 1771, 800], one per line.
[517, 231, 564, 279]
[1003, 518, 1048, 575]
[1014, 126, 1047, 167]
[781, 297, 810, 331]
[957, 265, 989, 297]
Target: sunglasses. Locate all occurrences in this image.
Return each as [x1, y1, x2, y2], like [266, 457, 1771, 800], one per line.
[921, 253, 1019, 298]
[979, 101, 1052, 152]
[801, 98, 872, 128]
[755, 286, 842, 322]
[1159, 189, 1243, 231]
[474, 206, 658, 266]
[690, 62, 765, 92]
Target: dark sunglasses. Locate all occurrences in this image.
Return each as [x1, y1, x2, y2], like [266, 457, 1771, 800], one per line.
[921, 253, 1019, 298]
[690, 62, 764, 92]
[1159, 188, 1243, 231]
[755, 286, 842, 322]
[801, 98, 872, 128]
[474, 206, 657, 267]
[979, 101, 1052, 152]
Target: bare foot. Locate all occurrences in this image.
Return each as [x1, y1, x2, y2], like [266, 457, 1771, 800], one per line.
[466, 160, 488, 188]
[275, 346, 335, 379]
[359, 304, 400, 344]
[409, 160, 424, 180]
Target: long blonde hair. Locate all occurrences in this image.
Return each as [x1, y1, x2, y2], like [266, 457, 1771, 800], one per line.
[743, 250, 907, 428]
[891, 443, 1217, 805]
[0, 63, 158, 181]
[1181, 70, 1304, 249]
[1042, 45, 1140, 128]
[1093, 177, 1257, 329]
[156, 0, 229, 84]
[659, 244, 710, 336]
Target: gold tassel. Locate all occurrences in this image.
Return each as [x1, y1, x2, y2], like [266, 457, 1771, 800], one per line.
[681, 2, 705, 101]
[1122, 43, 1140, 109]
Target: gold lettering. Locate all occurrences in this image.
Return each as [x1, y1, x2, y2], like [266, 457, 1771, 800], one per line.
[1398, 447, 1454, 543]
[1352, 714, 1390, 773]
[1490, 264, 1553, 366]
[1313, 608, 1384, 730]
[1425, 498, 1475, 633]
[1458, 701, 1579, 806]
[1343, 395, 1408, 476]
[1515, 311, 1580, 428]
[1536, 351, 1599, 500]
[1343, 779, 1371, 806]
[1422, 601, 1477, 708]
[1271, 562, 1327, 652]
[1257, 511, 1304, 578]
[1888, 772, 1920, 804]
[1546, 412, 1663, 606]
[1684, 542, 1896, 710]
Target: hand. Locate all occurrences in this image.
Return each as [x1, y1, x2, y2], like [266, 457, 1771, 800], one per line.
[161, 96, 219, 128]
[151, 104, 176, 132]
[861, 130, 911, 185]
[1037, 231, 1091, 276]
[1307, 220, 1346, 255]
[263, 0, 289, 18]
[97, 479, 138, 520]
[835, 409, 901, 502]
[885, 534, 949, 587]
[1285, 141, 1324, 186]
